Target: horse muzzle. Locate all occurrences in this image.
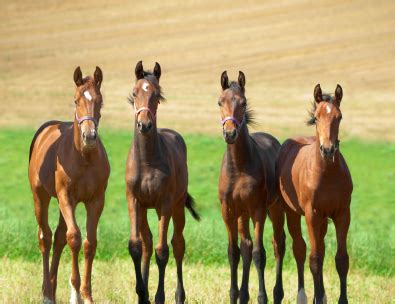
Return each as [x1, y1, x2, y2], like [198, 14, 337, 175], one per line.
[82, 129, 97, 148]
[223, 128, 238, 144]
[137, 120, 153, 134]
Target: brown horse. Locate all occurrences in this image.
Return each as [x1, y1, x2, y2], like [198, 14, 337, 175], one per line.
[277, 84, 353, 304]
[28, 67, 110, 304]
[217, 71, 286, 304]
[125, 61, 200, 304]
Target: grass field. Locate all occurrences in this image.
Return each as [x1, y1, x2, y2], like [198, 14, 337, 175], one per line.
[0, 129, 394, 302]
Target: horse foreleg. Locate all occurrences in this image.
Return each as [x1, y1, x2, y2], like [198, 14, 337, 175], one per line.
[238, 212, 252, 304]
[305, 209, 326, 304]
[171, 205, 186, 304]
[80, 194, 105, 303]
[333, 208, 350, 304]
[285, 207, 307, 304]
[154, 202, 171, 304]
[141, 208, 153, 302]
[269, 202, 286, 304]
[50, 211, 67, 300]
[221, 201, 240, 304]
[33, 187, 53, 303]
[58, 192, 82, 304]
[127, 194, 147, 304]
[252, 208, 268, 304]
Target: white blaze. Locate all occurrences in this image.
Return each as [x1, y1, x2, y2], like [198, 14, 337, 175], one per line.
[142, 82, 149, 92]
[84, 91, 92, 101]
[326, 105, 331, 114]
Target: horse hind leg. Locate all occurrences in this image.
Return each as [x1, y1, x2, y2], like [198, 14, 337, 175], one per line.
[141, 209, 153, 303]
[171, 204, 186, 304]
[285, 208, 307, 304]
[238, 212, 253, 304]
[49, 211, 67, 300]
[32, 186, 53, 303]
[268, 202, 286, 304]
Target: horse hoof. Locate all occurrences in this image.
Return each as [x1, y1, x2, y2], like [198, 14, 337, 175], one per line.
[69, 278, 83, 304]
[297, 288, 307, 304]
[239, 291, 250, 304]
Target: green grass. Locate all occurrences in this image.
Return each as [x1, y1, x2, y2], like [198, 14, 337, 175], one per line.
[0, 129, 394, 279]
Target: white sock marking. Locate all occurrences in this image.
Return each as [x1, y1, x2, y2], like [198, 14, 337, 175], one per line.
[142, 82, 149, 92]
[84, 91, 92, 101]
[297, 288, 307, 304]
[69, 277, 82, 304]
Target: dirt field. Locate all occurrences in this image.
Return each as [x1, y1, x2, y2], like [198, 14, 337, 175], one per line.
[1, 0, 394, 140]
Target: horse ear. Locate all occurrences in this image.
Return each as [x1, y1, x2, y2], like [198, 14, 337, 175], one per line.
[334, 84, 343, 105]
[153, 62, 161, 81]
[94, 66, 103, 89]
[135, 60, 144, 80]
[314, 84, 323, 103]
[221, 71, 229, 90]
[73, 66, 83, 87]
[238, 71, 246, 92]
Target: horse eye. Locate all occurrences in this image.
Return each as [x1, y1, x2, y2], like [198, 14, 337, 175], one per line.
[241, 101, 247, 107]
[218, 100, 222, 106]
[133, 92, 137, 98]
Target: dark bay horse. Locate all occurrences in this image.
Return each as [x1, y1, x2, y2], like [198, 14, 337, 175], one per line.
[28, 67, 110, 304]
[218, 71, 286, 304]
[125, 61, 200, 304]
[277, 84, 353, 304]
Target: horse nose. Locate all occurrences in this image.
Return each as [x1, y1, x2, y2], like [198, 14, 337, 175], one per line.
[224, 129, 237, 142]
[138, 121, 153, 133]
[320, 144, 335, 157]
[83, 129, 97, 141]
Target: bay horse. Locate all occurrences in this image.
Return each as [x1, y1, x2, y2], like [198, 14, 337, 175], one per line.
[217, 71, 286, 304]
[28, 66, 110, 304]
[125, 61, 200, 304]
[277, 84, 353, 304]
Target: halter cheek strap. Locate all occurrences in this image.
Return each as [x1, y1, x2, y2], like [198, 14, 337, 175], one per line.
[134, 104, 156, 121]
[75, 111, 98, 127]
[220, 116, 244, 129]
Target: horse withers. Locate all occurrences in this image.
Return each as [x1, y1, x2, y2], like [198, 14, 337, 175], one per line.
[125, 61, 200, 304]
[217, 71, 286, 304]
[28, 67, 110, 303]
[277, 84, 353, 304]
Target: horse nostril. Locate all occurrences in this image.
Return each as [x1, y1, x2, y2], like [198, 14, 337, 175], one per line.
[320, 145, 324, 152]
[91, 130, 97, 140]
[146, 121, 152, 130]
[330, 145, 335, 153]
[82, 132, 87, 140]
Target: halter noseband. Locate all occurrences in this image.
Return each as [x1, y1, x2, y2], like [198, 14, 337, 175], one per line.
[134, 104, 156, 121]
[220, 116, 244, 129]
[75, 111, 98, 127]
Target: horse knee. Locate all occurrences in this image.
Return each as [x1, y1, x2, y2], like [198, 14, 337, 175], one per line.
[309, 255, 323, 275]
[228, 243, 240, 265]
[335, 253, 349, 275]
[240, 239, 253, 259]
[252, 246, 266, 267]
[128, 238, 142, 261]
[171, 235, 185, 260]
[66, 230, 81, 252]
[54, 226, 67, 248]
[83, 239, 97, 259]
[38, 228, 52, 253]
[293, 238, 306, 261]
[155, 245, 169, 267]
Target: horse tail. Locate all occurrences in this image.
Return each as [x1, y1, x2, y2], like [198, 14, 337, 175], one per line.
[29, 120, 62, 163]
[185, 192, 200, 221]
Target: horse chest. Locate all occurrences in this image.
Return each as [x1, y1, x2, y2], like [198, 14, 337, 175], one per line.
[222, 174, 261, 203]
[133, 168, 170, 202]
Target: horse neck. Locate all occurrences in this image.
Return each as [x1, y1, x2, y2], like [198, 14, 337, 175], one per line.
[133, 121, 161, 164]
[226, 124, 252, 171]
[311, 132, 341, 175]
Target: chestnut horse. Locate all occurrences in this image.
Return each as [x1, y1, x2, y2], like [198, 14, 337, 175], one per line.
[218, 71, 286, 304]
[28, 67, 110, 304]
[125, 61, 200, 304]
[277, 84, 353, 304]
